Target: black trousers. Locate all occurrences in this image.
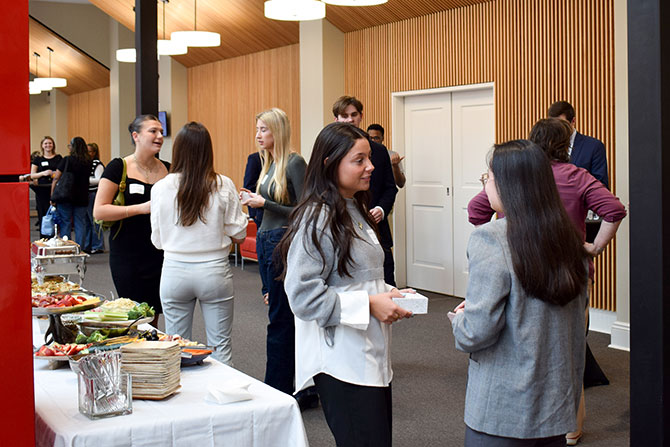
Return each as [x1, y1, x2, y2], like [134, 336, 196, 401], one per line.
[313, 373, 392, 447]
[382, 246, 396, 287]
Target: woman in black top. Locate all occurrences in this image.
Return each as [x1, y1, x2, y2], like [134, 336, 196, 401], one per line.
[51, 137, 92, 247]
[94, 115, 169, 319]
[28, 136, 62, 238]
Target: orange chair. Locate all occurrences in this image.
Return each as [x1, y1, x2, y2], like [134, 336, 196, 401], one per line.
[240, 219, 258, 268]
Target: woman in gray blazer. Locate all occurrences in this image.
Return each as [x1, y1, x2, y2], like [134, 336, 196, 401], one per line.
[450, 140, 588, 446]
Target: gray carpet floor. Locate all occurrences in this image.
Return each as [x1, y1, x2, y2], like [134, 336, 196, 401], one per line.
[37, 221, 630, 446]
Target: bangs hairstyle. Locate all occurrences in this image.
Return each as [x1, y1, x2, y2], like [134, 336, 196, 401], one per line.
[332, 95, 363, 118]
[170, 122, 219, 226]
[528, 118, 573, 163]
[278, 122, 376, 278]
[490, 140, 587, 305]
[255, 108, 292, 204]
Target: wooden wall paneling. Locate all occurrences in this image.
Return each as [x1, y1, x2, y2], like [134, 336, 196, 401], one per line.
[344, 0, 617, 311]
[67, 87, 111, 163]
[188, 44, 300, 192]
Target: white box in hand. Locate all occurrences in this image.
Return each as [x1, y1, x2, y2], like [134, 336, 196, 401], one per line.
[392, 292, 428, 314]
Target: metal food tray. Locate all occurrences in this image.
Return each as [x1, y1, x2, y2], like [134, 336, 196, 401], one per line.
[32, 253, 89, 285]
[32, 241, 81, 257]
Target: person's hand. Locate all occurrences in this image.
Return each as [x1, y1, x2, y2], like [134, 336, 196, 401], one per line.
[136, 201, 151, 215]
[263, 293, 269, 305]
[370, 289, 412, 324]
[399, 288, 416, 295]
[390, 153, 405, 166]
[42, 169, 53, 178]
[583, 242, 603, 257]
[369, 207, 383, 224]
[453, 300, 466, 314]
[240, 188, 265, 209]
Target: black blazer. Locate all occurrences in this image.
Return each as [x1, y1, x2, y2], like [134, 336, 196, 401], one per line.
[368, 140, 398, 248]
[243, 152, 264, 226]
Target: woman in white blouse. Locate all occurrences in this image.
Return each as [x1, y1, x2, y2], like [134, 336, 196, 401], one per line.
[150, 122, 247, 365]
[278, 123, 412, 446]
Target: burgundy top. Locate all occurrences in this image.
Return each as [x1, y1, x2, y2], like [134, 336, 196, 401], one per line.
[467, 162, 627, 279]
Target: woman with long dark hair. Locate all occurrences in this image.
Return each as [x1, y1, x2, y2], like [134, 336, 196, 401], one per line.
[279, 122, 412, 446]
[84, 142, 105, 254]
[467, 118, 626, 444]
[451, 140, 588, 446]
[94, 115, 169, 321]
[240, 108, 308, 396]
[51, 136, 92, 246]
[29, 136, 62, 238]
[150, 122, 247, 365]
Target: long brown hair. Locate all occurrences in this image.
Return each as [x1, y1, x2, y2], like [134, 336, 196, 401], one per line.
[170, 122, 218, 226]
[278, 122, 376, 278]
[490, 140, 587, 305]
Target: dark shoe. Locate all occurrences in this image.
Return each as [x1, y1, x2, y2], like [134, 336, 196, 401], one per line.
[90, 249, 104, 254]
[295, 388, 319, 412]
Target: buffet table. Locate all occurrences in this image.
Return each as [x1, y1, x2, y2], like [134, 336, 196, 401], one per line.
[32, 321, 309, 447]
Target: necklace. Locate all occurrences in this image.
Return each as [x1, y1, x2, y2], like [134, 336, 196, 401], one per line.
[133, 154, 155, 179]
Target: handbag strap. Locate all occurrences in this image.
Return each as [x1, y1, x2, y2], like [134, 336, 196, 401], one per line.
[118, 158, 127, 192]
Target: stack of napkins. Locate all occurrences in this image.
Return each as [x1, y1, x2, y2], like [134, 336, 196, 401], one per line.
[392, 292, 429, 314]
[121, 341, 181, 400]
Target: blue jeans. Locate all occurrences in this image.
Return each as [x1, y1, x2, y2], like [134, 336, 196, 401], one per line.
[85, 191, 104, 251]
[257, 227, 295, 394]
[56, 203, 88, 248]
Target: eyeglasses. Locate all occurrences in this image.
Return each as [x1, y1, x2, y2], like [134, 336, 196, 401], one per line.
[479, 172, 489, 187]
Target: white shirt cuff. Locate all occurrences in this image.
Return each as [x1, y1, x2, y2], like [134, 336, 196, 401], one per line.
[374, 206, 385, 220]
[338, 291, 370, 330]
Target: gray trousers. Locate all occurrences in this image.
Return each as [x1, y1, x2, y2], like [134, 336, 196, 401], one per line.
[465, 426, 566, 447]
[160, 257, 234, 365]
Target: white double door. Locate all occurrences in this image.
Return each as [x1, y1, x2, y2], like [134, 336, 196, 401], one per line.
[404, 88, 494, 297]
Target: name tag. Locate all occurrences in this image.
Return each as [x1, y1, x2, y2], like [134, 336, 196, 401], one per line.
[41, 161, 49, 166]
[260, 174, 268, 186]
[366, 229, 380, 245]
[129, 183, 145, 195]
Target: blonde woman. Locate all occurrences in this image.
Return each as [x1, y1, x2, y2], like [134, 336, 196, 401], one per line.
[240, 108, 310, 401]
[28, 136, 62, 237]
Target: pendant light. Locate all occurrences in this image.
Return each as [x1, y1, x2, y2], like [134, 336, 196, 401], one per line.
[264, 0, 326, 21]
[171, 0, 221, 47]
[157, 0, 187, 56]
[321, 0, 387, 5]
[34, 47, 67, 90]
[30, 53, 48, 93]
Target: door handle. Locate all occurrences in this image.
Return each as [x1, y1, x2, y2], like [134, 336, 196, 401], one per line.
[446, 187, 450, 196]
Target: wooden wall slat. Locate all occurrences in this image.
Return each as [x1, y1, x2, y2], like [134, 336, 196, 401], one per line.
[67, 87, 111, 163]
[344, 0, 617, 311]
[187, 44, 300, 193]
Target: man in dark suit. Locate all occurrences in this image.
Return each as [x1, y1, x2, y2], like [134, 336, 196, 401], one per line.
[333, 96, 398, 286]
[548, 101, 609, 189]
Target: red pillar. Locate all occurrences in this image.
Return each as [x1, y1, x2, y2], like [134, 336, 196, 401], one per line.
[0, 0, 36, 443]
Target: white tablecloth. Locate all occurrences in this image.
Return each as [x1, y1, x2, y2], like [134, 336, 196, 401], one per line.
[33, 320, 308, 447]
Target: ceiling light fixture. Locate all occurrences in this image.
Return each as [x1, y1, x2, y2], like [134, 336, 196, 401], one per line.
[321, 0, 387, 5]
[116, 48, 137, 63]
[30, 53, 48, 93]
[29, 81, 41, 95]
[34, 47, 67, 90]
[171, 0, 221, 47]
[264, 0, 326, 21]
[158, 0, 187, 56]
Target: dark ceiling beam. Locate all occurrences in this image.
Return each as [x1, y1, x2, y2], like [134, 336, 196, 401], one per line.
[135, 0, 158, 117]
